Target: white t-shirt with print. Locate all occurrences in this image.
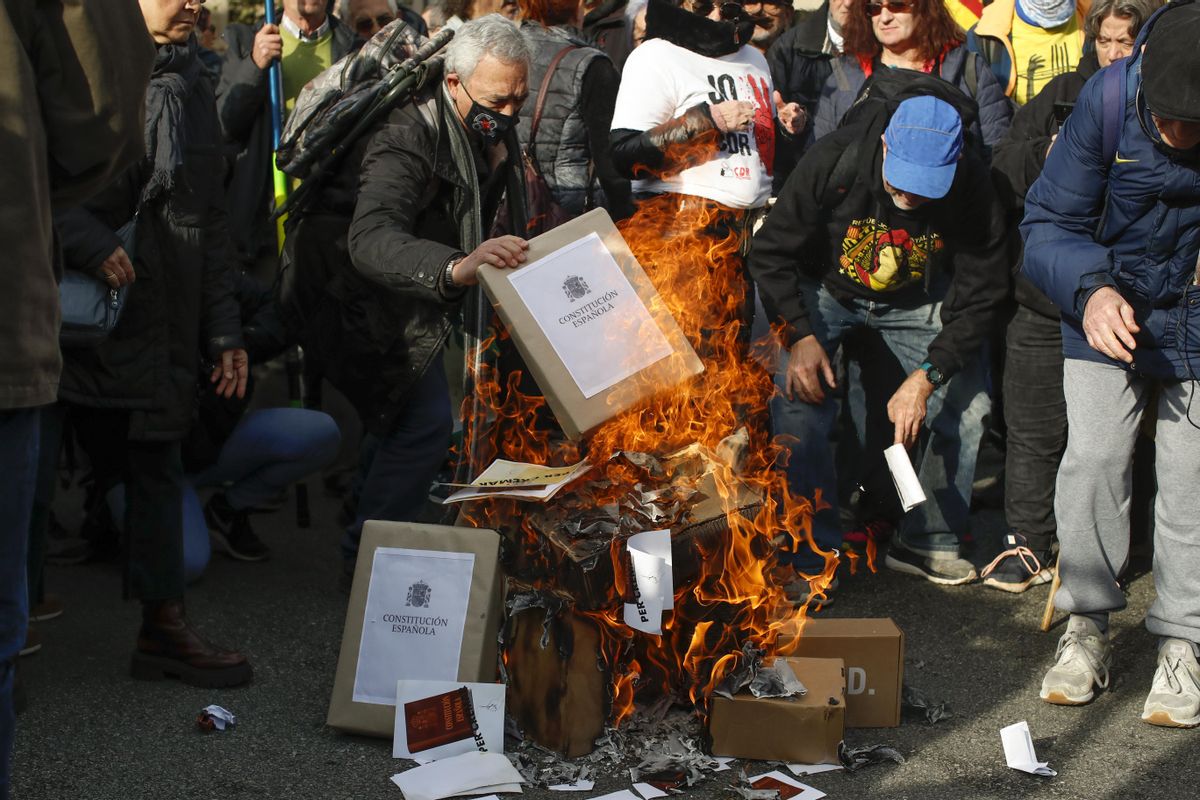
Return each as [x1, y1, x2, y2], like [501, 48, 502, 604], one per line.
[611, 38, 775, 209]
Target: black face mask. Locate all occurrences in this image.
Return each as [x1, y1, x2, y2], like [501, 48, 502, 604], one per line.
[459, 83, 517, 144]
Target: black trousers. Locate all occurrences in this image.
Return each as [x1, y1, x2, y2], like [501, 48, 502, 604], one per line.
[1002, 305, 1067, 550]
[70, 407, 186, 602]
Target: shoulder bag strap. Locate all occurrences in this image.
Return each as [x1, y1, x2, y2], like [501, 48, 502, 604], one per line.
[530, 45, 578, 161]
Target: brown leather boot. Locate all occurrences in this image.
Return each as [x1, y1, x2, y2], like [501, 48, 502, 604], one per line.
[130, 599, 253, 688]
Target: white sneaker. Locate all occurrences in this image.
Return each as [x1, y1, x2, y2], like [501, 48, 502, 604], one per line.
[1040, 616, 1112, 705]
[1141, 638, 1200, 728]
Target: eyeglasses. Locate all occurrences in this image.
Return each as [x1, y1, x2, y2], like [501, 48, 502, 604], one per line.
[865, 1, 913, 16]
[354, 14, 394, 34]
[691, 0, 748, 21]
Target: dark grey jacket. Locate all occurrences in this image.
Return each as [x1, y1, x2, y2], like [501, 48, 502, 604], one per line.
[216, 15, 356, 266]
[57, 44, 244, 442]
[298, 82, 525, 434]
[1, 0, 153, 410]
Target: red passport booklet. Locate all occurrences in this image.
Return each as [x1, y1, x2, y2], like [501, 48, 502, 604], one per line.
[403, 686, 474, 753]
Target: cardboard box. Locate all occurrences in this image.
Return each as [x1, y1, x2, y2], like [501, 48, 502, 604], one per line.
[327, 522, 503, 738]
[478, 208, 704, 440]
[708, 657, 845, 765]
[780, 618, 904, 728]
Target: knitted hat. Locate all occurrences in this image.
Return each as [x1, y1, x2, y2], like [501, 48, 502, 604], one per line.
[1143, 4, 1200, 123]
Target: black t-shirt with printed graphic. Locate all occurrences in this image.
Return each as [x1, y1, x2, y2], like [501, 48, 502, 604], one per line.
[749, 120, 1010, 380]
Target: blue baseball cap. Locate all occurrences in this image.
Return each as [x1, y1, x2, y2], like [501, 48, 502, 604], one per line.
[882, 96, 964, 200]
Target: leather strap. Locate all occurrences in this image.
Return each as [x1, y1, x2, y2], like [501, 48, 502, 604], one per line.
[530, 45, 577, 160]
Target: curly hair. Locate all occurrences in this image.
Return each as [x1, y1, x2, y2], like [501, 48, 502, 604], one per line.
[841, 0, 965, 66]
[517, 0, 580, 26]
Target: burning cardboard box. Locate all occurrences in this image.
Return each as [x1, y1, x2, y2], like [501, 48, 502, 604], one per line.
[708, 657, 845, 764]
[478, 209, 704, 440]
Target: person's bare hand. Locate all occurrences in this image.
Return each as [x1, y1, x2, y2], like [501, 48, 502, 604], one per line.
[211, 348, 249, 399]
[96, 246, 135, 288]
[1083, 286, 1139, 363]
[785, 335, 836, 404]
[252, 24, 283, 70]
[709, 100, 755, 133]
[773, 91, 805, 135]
[452, 236, 530, 286]
[888, 369, 935, 448]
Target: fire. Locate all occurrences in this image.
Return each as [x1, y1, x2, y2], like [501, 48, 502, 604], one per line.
[461, 188, 869, 733]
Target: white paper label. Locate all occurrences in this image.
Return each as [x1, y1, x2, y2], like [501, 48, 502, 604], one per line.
[623, 529, 674, 635]
[353, 547, 475, 705]
[508, 232, 673, 399]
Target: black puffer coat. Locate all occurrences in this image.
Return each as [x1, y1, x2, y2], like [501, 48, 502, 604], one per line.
[298, 80, 525, 435]
[57, 41, 243, 442]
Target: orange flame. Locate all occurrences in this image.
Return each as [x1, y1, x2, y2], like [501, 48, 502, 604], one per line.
[466, 192, 850, 727]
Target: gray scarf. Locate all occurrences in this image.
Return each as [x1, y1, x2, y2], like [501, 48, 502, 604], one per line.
[142, 38, 202, 201]
[1016, 0, 1075, 29]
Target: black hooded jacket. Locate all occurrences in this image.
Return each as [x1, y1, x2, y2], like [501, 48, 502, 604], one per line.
[749, 119, 1009, 380]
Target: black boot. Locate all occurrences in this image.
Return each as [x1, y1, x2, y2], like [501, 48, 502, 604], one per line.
[131, 599, 253, 688]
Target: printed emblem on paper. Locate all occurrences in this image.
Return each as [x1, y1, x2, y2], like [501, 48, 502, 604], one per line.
[406, 579, 432, 608]
[562, 275, 591, 301]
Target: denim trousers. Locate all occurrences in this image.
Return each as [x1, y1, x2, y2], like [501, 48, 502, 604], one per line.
[110, 407, 341, 581]
[342, 356, 453, 563]
[1, 408, 39, 800]
[1002, 305, 1067, 549]
[771, 278, 990, 563]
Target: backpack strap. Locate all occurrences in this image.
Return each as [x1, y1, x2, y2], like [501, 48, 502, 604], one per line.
[529, 45, 577, 161]
[1100, 60, 1126, 168]
[820, 138, 861, 209]
[964, 53, 978, 99]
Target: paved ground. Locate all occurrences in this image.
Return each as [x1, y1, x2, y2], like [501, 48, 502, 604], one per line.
[10, 397, 1199, 799]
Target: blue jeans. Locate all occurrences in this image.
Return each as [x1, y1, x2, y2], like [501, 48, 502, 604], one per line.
[111, 407, 341, 582]
[771, 279, 990, 560]
[1, 409, 39, 800]
[342, 357, 452, 563]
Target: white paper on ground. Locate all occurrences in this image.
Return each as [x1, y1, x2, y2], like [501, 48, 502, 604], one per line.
[748, 771, 827, 800]
[390, 751, 525, 800]
[786, 763, 842, 777]
[548, 780, 595, 792]
[442, 460, 592, 504]
[1000, 720, 1057, 777]
[632, 783, 667, 800]
[508, 231, 673, 399]
[622, 529, 674, 635]
[393, 680, 507, 759]
[353, 548, 475, 705]
[713, 757, 735, 772]
[883, 443, 927, 512]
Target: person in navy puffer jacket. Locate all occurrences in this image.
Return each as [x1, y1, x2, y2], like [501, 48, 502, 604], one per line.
[1021, 0, 1200, 730]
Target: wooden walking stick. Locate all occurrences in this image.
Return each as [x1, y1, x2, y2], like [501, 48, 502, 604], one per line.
[1040, 561, 1062, 632]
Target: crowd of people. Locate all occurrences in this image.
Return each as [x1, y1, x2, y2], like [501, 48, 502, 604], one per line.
[5, 0, 1200, 794]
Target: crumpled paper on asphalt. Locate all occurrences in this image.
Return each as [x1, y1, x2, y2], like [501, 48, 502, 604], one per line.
[839, 743, 906, 772]
[901, 685, 952, 724]
[196, 704, 236, 732]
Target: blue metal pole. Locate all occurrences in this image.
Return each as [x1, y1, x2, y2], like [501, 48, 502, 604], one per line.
[264, 3, 284, 150]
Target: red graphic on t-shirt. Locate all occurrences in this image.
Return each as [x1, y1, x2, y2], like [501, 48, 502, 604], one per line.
[748, 75, 775, 177]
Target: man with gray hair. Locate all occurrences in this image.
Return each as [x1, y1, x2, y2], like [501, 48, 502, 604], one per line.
[317, 15, 531, 575]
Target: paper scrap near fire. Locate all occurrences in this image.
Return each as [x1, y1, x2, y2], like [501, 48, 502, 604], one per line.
[623, 529, 674, 635]
[883, 443, 926, 512]
[442, 459, 592, 504]
[393, 680, 506, 760]
[748, 772, 826, 800]
[508, 231, 673, 399]
[1000, 721, 1056, 777]
[389, 751, 524, 800]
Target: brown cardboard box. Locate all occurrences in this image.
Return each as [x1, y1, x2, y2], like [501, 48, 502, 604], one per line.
[780, 618, 904, 728]
[478, 209, 704, 440]
[327, 522, 503, 738]
[708, 657, 845, 764]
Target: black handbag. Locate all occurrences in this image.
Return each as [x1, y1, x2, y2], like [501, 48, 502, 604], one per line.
[59, 212, 137, 348]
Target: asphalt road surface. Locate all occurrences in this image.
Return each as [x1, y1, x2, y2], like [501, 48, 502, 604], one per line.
[11, 437, 1197, 800]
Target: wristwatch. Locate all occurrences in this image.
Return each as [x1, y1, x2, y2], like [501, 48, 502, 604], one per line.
[443, 256, 464, 294]
[919, 360, 946, 388]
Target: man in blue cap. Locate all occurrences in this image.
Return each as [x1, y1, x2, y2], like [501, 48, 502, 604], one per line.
[750, 95, 1009, 598]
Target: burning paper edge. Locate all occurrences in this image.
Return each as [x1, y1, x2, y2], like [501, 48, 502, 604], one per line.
[1000, 721, 1057, 777]
[443, 460, 592, 504]
[883, 444, 926, 512]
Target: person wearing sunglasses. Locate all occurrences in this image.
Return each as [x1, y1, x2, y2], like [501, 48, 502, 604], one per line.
[744, 0, 794, 53]
[813, 0, 1011, 150]
[341, 0, 428, 40]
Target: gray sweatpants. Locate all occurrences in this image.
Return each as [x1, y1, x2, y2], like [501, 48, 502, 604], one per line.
[1056, 359, 1200, 642]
